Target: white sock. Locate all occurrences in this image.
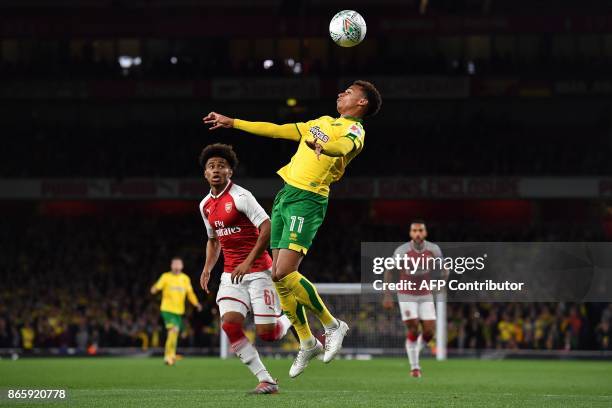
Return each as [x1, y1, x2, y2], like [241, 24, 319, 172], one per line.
[234, 340, 274, 383]
[322, 317, 339, 331]
[277, 314, 292, 338]
[405, 337, 420, 370]
[300, 335, 317, 349]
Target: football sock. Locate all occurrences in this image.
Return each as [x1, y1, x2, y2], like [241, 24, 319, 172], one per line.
[406, 332, 420, 370]
[223, 321, 274, 383]
[165, 329, 178, 360]
[257, 315, 292, 342]
[274, 279, 316, 349]
[276, 314, 293, 340]
[280, 271, 339, 330]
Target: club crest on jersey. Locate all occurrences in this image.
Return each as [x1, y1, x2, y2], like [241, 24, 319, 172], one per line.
[349, 124, 362, 137]
[309, 126, 329, 143]
[225, 202, 233, 213]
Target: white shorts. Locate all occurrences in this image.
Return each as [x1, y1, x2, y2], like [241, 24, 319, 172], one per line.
[216, 270, 281, 325]
[398, 294, 436, 321]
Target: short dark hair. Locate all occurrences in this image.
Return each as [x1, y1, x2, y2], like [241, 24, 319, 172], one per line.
[353, 80, 382, 117]
[411, 219, 426, 227]
[199, 143, 239, 171]
[171, 256, 183, 262]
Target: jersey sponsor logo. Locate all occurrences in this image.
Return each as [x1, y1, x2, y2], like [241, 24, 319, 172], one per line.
[169, 285, 186, 292]
[215, 226, 242, 237]
[225, 202, 233, 213]
[309, 126, 330, 143]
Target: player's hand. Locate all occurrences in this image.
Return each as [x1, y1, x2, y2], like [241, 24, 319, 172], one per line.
[231, 261, 251, 284]
[305, 139, 323, 160]
[203, 112, 234, 130]
[200, 269, 211, 293]
[382, 294, 394, 310]
[196, 304, 203, 312]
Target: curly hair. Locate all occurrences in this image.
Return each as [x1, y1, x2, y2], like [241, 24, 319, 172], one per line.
[198, 143, 239, 171]
[353, 80, 382, 117]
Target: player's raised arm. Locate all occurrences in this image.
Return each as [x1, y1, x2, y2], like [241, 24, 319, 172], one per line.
[203, 112, 300, 142]
[200, 237, 220, 293]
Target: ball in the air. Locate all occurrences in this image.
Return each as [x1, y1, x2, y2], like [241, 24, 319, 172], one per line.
[329, 10, 367, 47]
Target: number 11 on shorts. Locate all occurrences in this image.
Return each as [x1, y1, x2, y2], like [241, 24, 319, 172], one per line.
[290, 216, 304, 233]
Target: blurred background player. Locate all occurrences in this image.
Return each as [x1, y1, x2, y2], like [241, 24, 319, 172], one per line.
[202, 80, 382, 377]
[150, 256, 202, 366]
[383, 220, 444, 378]
[198, 144, 292, 394]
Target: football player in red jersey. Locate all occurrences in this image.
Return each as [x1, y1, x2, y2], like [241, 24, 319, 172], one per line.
[198, 143, 292, 394]
[383, 220, 443, 378]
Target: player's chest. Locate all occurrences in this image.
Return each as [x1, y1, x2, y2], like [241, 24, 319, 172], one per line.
[204, 198, 243, 227]
[167, 283, 186, 292]
[404, 250, 435, 271]
[306, 122, 345, 144]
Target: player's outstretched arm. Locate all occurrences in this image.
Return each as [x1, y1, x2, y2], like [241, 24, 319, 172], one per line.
[203, 111, 300, 142]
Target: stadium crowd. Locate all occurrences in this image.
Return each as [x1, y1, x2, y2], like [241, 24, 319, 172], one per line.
[1, 214, 610, 353]
[446, 303, 612, 351]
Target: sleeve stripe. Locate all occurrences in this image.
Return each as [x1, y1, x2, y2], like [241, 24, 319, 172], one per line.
[294, 123, 303, 141]
[345, 133, 357, 142]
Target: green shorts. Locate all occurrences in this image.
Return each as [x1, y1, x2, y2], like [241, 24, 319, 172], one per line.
[270, 183, 328, 254]
[161, 311, 184, 331]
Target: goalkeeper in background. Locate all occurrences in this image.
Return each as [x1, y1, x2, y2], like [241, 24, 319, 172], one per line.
[203, 80, 381, 377]
[151, 256, 203, 365]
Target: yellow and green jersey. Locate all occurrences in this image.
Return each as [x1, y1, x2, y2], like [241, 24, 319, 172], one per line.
[153, 272, 198, 315]
[279, 115, 365, 197]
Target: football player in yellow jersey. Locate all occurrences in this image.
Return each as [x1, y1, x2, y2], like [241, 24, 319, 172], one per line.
[203, 80, 381, 377]
[150, 256, 202, 365]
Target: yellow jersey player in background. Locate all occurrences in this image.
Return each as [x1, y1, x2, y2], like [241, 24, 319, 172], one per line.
[203, 80, 381, 377]
[150, 256, 202, 365]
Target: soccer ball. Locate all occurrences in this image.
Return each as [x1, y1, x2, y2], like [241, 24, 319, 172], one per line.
[329, 10, 367, 47]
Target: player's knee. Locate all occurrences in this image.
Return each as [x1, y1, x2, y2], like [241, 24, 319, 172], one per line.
[422, 329, 435, 343]
[257, 330, 277, 342]
[221, 321, 245, 344]
[405, 320, 419, 332]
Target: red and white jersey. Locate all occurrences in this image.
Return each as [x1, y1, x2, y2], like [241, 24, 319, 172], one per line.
[199, 181, 272, 273]
[394, 240, 443, 296]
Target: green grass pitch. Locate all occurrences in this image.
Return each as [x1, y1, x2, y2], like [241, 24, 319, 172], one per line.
[1, 357, 611, 407]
